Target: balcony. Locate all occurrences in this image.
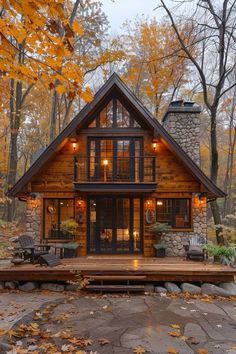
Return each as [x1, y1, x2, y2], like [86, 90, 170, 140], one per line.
[74, 155, 157, 192]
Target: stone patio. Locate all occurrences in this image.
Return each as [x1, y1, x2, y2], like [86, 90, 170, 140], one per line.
[0, 292, 235, 353]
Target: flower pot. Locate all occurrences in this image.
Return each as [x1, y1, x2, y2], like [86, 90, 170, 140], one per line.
[213, 255, 221, 263]
[154, 246, 166, 257]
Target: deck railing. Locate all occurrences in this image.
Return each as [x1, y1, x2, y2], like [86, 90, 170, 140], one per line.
[74, 155, 156, 183]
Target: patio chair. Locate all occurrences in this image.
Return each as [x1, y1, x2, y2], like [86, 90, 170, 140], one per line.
[184, 234, 207, 261]
[18, 235, 51, 264]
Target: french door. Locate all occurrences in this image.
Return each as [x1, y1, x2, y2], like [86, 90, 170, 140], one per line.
[87, 196, 143, 254]
[88, 138, 143, 182]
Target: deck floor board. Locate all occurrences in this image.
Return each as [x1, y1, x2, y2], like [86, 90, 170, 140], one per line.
[0, 257, 235, 282]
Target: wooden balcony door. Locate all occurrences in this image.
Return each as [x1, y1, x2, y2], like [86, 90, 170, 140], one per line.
[88, 138, 143, 182]
[87, 197, 143, 254]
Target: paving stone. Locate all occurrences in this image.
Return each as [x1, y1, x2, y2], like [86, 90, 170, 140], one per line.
[40, 283, 65, 292]
[219, 282, 236, 296]
[144, 283, 155, 292]
[19, 282, 38, 291]
[4, 281, 18, 290]
[180, 283, 201, 294]
[201, 283, 231, 296]
[65, 283, 81, 291]
[164, 282, 181, 293]
[184, 322, 207, 342]
[155, 286, 167, 294]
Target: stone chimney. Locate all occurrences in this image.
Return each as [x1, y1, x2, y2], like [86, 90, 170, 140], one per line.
[162, 100, 201, 165]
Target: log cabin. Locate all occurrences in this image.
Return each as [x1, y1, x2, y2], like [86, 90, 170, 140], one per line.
[8, 74, 225, 257]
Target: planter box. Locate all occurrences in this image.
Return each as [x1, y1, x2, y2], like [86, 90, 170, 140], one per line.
[154, 247, 166, 257]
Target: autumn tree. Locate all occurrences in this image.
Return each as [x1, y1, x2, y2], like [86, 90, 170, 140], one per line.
[159, 0, 236, 244]
[0, 0, 92, 221]
[121, 18, 190, 117]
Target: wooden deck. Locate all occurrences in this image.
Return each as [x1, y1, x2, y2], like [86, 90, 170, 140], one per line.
[0, 256, 235, 282]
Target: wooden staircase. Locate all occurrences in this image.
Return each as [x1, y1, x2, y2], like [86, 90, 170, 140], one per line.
[84, 274, 147, 293]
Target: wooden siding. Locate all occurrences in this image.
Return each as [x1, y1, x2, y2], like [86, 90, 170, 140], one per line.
[28, 126, 202, 256]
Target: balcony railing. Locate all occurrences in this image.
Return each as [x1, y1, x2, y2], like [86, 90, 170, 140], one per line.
[74, 155, 156, 183]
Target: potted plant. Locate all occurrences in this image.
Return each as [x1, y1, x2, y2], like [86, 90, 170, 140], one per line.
[60, 219, 79, 257]
[60, 219, 78, 240]
[149, 222, 171, 257]
[203, 244, 235, 264]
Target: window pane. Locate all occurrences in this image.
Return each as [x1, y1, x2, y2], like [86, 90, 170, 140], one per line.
[156, 199, 172, 226]
[100, 198, 113, 252]
[117, 140, 130, 180]
[89, 140, 97, 180]
[88, 118, 96, 127]
[117, 100, 130, 127]
[89, 199, 97, 252]
[174, 199, 190, 228]
[133, 198, 141, 251]
[44, 199, 74, 239]
[44, 199, 59, 239]
[100, 139, 113, 180]
[116, 198, 130, 251]
[100, 100, 113, 127]
[133, 118, 141, 128]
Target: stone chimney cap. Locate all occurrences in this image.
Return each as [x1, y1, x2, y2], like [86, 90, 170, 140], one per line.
[162, 101, 201, 123]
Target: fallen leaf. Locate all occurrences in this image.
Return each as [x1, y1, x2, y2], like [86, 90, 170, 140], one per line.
[170, 324, 180, 329]
[167, 347, 178, 354]
[168, 331, 181, 338]
[197, 348, 209, 354]
[98, 338, 110, 345]
[133, 345, 146, 354]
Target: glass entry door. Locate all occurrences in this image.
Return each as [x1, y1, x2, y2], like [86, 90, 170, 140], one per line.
[88, 197, 142, 254]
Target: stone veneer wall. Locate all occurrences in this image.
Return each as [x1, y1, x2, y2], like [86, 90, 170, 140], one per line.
[162, 111, 200, 165]
[162, 198, 207, 256]
[26, 196, 41, 242]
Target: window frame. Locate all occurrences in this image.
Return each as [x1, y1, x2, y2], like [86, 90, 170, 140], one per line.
[156, 198, 192, 230]
[43, 198, 75, 240]
[87, 96, 141, 129]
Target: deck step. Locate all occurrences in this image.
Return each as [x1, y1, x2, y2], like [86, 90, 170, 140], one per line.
[84, 275, 147, 281]
[85, 284, 145, 292]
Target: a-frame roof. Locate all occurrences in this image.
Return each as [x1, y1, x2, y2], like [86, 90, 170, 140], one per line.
[8, 73, 226, 198]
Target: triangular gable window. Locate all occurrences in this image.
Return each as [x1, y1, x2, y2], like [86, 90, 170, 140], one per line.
[88, 98, 141, 128]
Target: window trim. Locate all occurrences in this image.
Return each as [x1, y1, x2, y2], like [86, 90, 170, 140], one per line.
[87, 96, 141, 129]
[156, 198, 192, 230]
[43, 198, 75, 240]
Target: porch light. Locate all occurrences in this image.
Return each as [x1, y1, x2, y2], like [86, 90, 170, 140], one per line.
[103, 159, 108, 166]
[152, 139, 159, 152]
[156, 200, 163, 206]
[72, 142, 77, 151]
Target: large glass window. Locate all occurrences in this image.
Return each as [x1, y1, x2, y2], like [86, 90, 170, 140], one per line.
[44, 199, 75, 239]
[87, 98, 141, 128]
[156, 199, 191, 229]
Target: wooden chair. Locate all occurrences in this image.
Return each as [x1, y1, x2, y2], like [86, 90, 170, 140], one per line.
[184, 235, 207, 261]
[18, 235, 51, 264]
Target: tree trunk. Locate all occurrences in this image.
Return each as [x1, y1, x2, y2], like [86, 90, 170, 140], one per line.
[209, 107, 224, 244]
[49, 90, 59, 142]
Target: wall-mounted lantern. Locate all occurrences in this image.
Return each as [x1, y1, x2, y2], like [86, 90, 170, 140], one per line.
[152, 139, 159, 152]
[156, 200, 163, 206]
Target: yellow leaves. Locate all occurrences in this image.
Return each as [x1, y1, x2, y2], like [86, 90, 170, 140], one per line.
[72, 21, 84, 36]
[80, 86, 93, 103]
[170, 324, 180, 329]
[167, 348, 178, 354]
[197, 349, 209, 354]
[168, 331, 181, 338]
[56, 84, 66, 95]
[133, 345, 146, 354]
